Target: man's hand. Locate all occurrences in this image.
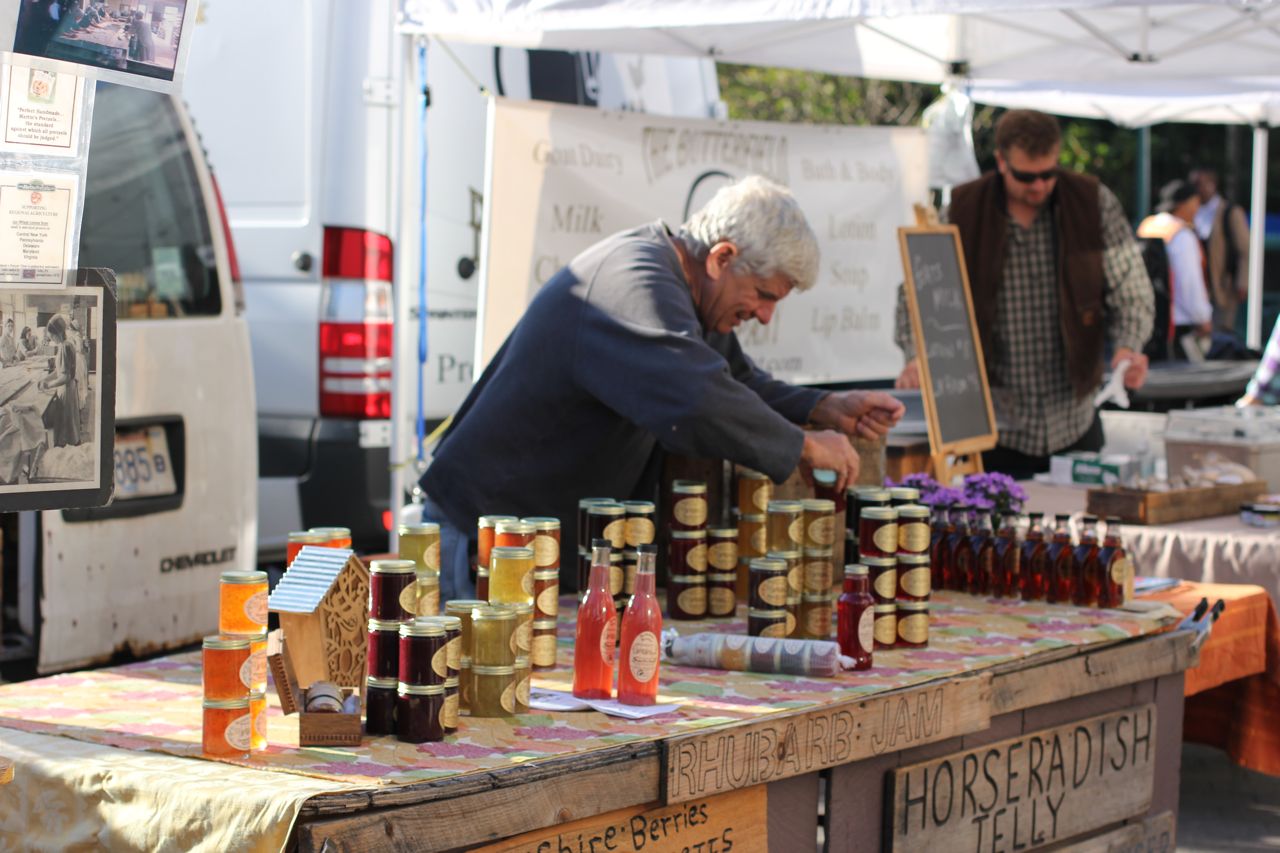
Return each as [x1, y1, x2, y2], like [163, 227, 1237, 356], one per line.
[1112, 348, 1149, 390]
[811, 390, 905, 440]
[800, 430, 860, 494]
[895, 359, 921, 390]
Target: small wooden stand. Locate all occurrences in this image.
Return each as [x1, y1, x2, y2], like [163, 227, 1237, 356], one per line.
[268, 630, 363, 747]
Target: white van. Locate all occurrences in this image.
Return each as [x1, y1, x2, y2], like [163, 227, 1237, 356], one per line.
[182, 1, 721, 560]
[0, 83, 257, 675]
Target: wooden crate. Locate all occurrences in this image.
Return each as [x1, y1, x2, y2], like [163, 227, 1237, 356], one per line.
[1086, 481, 1265, 525]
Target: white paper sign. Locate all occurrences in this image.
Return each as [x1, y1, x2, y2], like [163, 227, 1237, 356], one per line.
[529, 688, 681, 719]
[0, 65, 85, 156]
[0, 171, 77, 287]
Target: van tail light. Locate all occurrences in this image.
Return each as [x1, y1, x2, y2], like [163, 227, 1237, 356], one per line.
[319, 226, 394, 419]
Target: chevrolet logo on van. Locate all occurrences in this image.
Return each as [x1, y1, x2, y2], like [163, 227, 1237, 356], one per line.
[161, 547, 237, 573]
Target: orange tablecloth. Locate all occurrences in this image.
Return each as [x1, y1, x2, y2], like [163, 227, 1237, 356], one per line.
[1143, 581, 1280, 776]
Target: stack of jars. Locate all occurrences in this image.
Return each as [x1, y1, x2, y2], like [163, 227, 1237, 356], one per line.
[762, 499, 803, 633]
[398, 522, 442, 617]
[203, 570, 269, 759]
[855, 488, 934, 652]
[620, 502, 656, 621]
[467, 603, 530, 717]
[797, 498, 836, 638]
[667, 480, 709, 620]
[734, 469, 771, 598]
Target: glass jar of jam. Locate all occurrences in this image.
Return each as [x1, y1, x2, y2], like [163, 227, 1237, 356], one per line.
[766, 500, 804, 552]
[888, 487, 920, 508]
[489, 545, 535, 605]
[736, 514, 767, 562]
[399, 620, 447, 686]
[433, 615, 462, 676]
[399, 522, 442, 572]
[837, 564, 874, 668]
[509, 602, 534, 658]
[577, 499, 615, 553]
[897, 601, 929, 648]
[748, 608, 789, 638]
[458, 656, 472, 710]
[622, 501, 657, 548]
[478, 515, 517, 580]
[513, 657, 532, 713]
[396, 682, 444, 742]
[248, 634, 266, 694]
[873, 604, 897, 650]
[706, 572, 737, 617]
[670, 480, 709, 530]
[365, 675, 398, 736]
[202, 697, 251, 758]
[767, 549, 803, 597]
[802, 499, 837, 549]
[249, 690, 268, 752]
[801, 548, 835, 595]
[470, 605, 517, 667]
[864, 556, 897, 604]
[470, 665, 517, 717]
[219, 570, 268, 636]
[737, 468, 772, 516]
[896, 505, 931, 555]
[798, 593, 834, 639]
[897, 553, 931, 601]
[442, 677, 459, 732]
[369, 559, 417, 621]
[707, 528, 738, 573]
[523, 517, 561, 569]
[285, 531, 327, 566]
[367, 617, 402, 680]
[588, 504, 627, 550]
[748, 557, 789, 610]
[445, 599, 485, 659]
[859, 507, 899, 559]
[410, 567, 441, 617]
[202, 634, 251, 701]
[495, 519, 535, 551]
[531, 618, 558, 670]
[668, 529, 708, 576]
[310, 526, 353, 549]
[813, 469, 843, 513]
[533, 568, 560, 620]
[667, 573, 707, 620]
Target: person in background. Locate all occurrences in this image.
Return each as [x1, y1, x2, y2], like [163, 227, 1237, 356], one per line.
[1190, 167, 1251, 334]
[0, 319, 20, 367]
[1239, 315, 1280, 406]
[38, 315, 80, 448]
[895, 109, 1153, 479]
[18, 326, 37, 357]
[1137, 180, 1213, 358]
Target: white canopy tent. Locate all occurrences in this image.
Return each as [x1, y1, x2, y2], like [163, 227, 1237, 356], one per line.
[403, 0, 1280, 345]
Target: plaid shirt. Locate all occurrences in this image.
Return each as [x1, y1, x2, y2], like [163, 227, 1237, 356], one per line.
[896, 183, 1153, 455]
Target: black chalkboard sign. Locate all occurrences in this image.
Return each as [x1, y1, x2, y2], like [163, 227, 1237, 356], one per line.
[898, 227, 997, 456]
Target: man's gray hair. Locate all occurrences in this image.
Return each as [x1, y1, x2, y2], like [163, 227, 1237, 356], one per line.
[678, 176, 820, 292]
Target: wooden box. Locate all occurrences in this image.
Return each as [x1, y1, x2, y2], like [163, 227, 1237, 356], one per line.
[1086, 481, 1265, 525]
[267, 630, 363, 747]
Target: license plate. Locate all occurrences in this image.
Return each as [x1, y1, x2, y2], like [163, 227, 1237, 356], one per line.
[113, 426, 177, 500]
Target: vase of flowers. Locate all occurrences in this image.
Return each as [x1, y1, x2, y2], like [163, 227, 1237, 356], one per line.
[961, 472, 1028, 527]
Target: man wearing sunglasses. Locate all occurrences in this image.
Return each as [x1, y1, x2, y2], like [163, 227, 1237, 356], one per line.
[896, 109, 1153, 479]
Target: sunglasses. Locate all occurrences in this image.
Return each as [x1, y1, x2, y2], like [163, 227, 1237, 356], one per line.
[1008, 166, 1060, 184]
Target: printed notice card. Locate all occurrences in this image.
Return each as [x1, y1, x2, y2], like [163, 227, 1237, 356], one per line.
[0, 171, 77, 287]
[0, 65, 86, 156]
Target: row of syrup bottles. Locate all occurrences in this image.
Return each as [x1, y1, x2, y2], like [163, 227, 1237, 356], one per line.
[929, 508, 1129, 607]
[573, 538, 662, 704]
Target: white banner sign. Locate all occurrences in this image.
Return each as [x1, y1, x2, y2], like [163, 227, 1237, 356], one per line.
[478, 97, 928, 384]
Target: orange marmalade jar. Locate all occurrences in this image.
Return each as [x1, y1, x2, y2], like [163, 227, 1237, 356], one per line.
[309, 526, 353, 549]
[202, 635, 251, 700]
[219, 571, 268, 636]
[202, 697, 251, 758]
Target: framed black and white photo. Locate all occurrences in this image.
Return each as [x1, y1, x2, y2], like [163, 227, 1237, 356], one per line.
[0, 276, 114, 511]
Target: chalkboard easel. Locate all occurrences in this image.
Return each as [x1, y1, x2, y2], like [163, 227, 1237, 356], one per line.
[898, 224, 998, 483]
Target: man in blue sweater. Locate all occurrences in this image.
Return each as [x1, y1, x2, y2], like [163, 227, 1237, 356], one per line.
[421, 176, 903, 597]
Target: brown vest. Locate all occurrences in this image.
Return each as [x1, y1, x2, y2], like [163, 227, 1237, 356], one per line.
[949, 170, 1106, 398]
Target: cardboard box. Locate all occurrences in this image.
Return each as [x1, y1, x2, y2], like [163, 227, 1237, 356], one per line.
[1049, 451, 1139, 487]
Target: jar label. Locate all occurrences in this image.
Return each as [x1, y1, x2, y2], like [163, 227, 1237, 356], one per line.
[609, 563, 624, 596]
[399, 583, 420, 616]
[709, 586, 736, 616]
[244, 591, 268, 627]
[533, 534, 559, 567]
[900, 567, 931, 597]
[685, 543, 708, 573]
[784, 611, 797, 636]
[254, 706, 268, 742]
[874, 613, 897, 645]
[787, 517, 804, 545]
[536, 583, 560, 616]
[251, 649, 266, 689]
[224, 713, 252, 751]
[708, 542, 737, 570]
[532, 633, 558, 666]
[1111, 557, 1131, 587]
[521, 569, 535, 597]
[628, 631, 660, 683]
[786, 565, 802, 594]
[501, 681, 516, 714]
[858, 609, 874, 652]
[872, 524, 899, 555]
[446, 636, 461, 671]
[674, 497, 708, 527]
[873, 568, 898, 600]
[803, 558, 834, 593]
[442, 692, 459, 728]
[238, 656, 253, 690]
[807, 516, 835, 546]
[603, 519, 626, 547]
[804, 605, 831, 638]
[677, 586, 707, 615]
[757, 576, 788, 607]
[899, 613, 929, 643]
[515, 620, 532, 653]
[749, 527, 767, 555]
[516, 674, 531, 707]
[600, 619, 617, 665]
[899, 522, 930, 553]
[760, 620, 787, 638]
[752, 484, 771, 513]
[625, 517, 655, 547]
[424, 540, 441, 570]
[419, 585, 440, 617]
[432, 646, 449, 678]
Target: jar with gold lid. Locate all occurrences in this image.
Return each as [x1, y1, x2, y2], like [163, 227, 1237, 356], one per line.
[667, 574, 707, 620]
[766, 500, 804, 552]
[523, 517, 561, 569]
[489, 545, 535, 605]
[801, 499, 836, 549]
[470, 665, 517, 717]
[470, 604, 517, 666]
[897, 601, 929, 648]
[668, 529, 708, 576]
[896, 505, 931, 555]
[368, 560, 416, 621]
[873, 603, 897, 650]
[670, 480, 708, 530]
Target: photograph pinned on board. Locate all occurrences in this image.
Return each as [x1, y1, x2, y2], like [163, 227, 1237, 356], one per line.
[0, 278, 116, 512]
[6, 0, 198, 94]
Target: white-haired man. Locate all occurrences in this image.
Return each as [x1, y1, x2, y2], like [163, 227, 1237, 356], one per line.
[420, 176, 903, 597]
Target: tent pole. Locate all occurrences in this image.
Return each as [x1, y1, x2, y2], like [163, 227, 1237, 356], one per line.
[1135, 125, 1151, 222]
[1247, 124, 1269, 350]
